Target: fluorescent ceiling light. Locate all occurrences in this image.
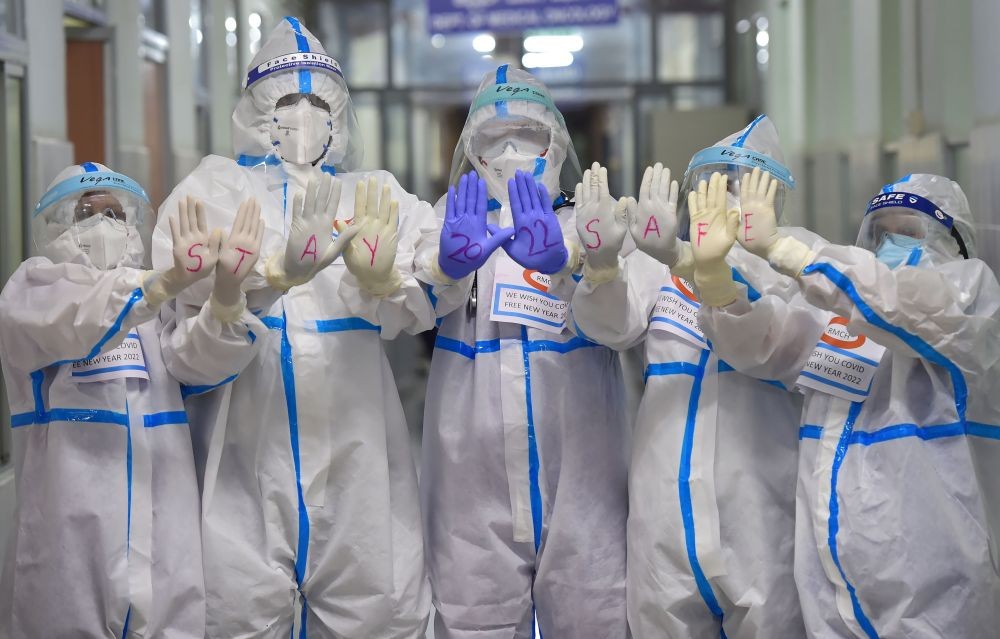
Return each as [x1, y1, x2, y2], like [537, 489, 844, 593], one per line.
[523, 34, 583, 53]
[472, 33, 496, 53]
[522, 51, 574, 68]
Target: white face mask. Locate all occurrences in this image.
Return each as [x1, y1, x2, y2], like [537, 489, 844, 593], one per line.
[45, 217, 143, 270]
[270, 100, 333, 166]
[478, 144, 544, 203]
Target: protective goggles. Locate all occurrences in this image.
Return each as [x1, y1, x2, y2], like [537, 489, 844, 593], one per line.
[468, 118, 552, 159]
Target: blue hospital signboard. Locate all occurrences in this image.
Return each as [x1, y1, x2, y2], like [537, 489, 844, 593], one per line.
[428, 0, 618, 34]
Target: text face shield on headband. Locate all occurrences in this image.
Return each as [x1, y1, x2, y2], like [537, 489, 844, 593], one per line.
[32, 171, 153, 269]
[239, 51, 363, 174]
[677, 146, 795, 240]
[857, 191, 966, 266]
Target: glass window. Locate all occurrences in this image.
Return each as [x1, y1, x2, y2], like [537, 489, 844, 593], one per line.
[409, 101, 453, 202]
[190, 0, 208, 90]
[352, 91, 382, 171]
[0, 69, 24, 465]
[315, 2, 388, 88]
[1, 72, 23, 288]
[392, 0, 651, 87]
[195, 103, 211, 156]
[531, 11, 652, 84]
[657, 12, 724, 82]
[391, 0, 497, 88]
[224, 0, 240, 94]
[384, 98, 410, 183]
[673, 85, 725, 109]
[138, 0, 164, 33]
[0, 0, 22, 37]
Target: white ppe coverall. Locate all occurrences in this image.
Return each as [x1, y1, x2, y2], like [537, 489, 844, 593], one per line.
[1, 162, 257, 638]
[415, 64, 629, 639]
[152, 18, 434, 638]
[576, 116, 809, 638]
[701, 174, 1000, 637]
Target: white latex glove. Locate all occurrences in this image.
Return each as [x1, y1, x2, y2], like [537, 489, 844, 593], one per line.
[575, 162, 627, 285]
[211, 198, 264, 321]
[629, 162, 683, 266]
[143, 195, 222, 307]
[265, 174, 359, 290]
[737, 167, 815, 277]
[688, 172, 740, 307]
[737, 166, 780, 256]
[341, 176, 403, 296]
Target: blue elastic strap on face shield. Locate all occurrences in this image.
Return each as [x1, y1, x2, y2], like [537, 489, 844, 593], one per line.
[34, 171, 150, 217]
[495, 64, 509, 117]
[732, 114, 766, 148]
[284, 17, 313, 94]
[685, 145, 796, 189]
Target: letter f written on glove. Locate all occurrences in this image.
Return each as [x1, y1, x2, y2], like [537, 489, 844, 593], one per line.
[688, 172, 740, 307]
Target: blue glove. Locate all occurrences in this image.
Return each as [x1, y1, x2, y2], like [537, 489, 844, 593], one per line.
[438, 170, 513, 280]
[498, 170, 568, 274]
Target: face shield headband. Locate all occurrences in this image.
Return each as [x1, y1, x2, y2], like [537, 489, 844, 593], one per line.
[34, 171, 150, 218]
[685, 145, 796, 190]
[245, 52, 344, 90]
[467, 82, 569, 211]
[865, 191, 968, 259]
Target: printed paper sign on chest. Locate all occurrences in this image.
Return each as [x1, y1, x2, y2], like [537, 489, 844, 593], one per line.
[795, 317, 885, 401]
[489, 253, 568, 334]
[648, 275, 708, 348]
[71, 333, 150, 383]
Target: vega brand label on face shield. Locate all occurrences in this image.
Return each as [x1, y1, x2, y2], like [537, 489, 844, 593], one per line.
[648, 276, 707, 348]
[794, 317, 885, 401]
[70, 333, 149, 383]
[490, 253, 567, 334]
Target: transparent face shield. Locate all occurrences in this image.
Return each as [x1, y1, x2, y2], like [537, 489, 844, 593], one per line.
[447, 76, 582, 207]
[677, 146, 794, 241]
[32, 172, 153, 269]
[857, 191, 968, 264]
[241, 54, 364, 173]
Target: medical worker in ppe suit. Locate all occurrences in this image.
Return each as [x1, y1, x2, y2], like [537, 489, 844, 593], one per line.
[152, 17, 435, 638]
[569, 115, 809, 637]
[0, 161, 266, 638]
[693, 170, 1000, 637]
[414, 64, 628, 638]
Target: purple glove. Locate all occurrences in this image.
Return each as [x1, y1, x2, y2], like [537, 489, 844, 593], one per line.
[438, 170, 514, 280]
[496, 170, 568, 274]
